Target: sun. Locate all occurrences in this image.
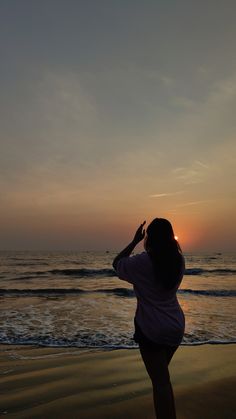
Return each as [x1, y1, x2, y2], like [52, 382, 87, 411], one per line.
[174, 235, 178, 241]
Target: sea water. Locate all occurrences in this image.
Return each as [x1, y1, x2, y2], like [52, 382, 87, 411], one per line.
[0, 251, 235, 348]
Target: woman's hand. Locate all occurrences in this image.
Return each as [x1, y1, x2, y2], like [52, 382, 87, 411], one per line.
[112, 221, 146, 270]
[132, 221, 146, 245]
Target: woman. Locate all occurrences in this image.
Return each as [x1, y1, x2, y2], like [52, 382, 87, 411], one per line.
[113, 218, 185, 419]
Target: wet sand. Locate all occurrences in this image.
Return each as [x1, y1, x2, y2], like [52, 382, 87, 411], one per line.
[0, 344, 235, 418]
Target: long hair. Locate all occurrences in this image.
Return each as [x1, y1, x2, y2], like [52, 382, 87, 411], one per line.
[145, 218, 183, 290]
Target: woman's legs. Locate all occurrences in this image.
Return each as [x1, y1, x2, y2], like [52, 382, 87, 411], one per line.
[139, 344, 178, 419]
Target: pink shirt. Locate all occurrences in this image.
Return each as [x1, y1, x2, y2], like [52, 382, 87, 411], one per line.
[116, 251, 185, 346]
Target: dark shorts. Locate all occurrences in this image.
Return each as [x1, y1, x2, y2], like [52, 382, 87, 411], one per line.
[133, 319, 179, 353]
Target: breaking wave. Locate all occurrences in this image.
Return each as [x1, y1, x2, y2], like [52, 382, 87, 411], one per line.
[0, 288, 235, 297]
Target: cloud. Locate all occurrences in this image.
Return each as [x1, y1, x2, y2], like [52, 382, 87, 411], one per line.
[171, 161, 210, 185]
[195, 160, 210, 169]
[176, 200, 214, 208]
[159, 75, 174, 87]
[149, 191, 185, 198]
[170, 96, 196, 109]
[0, 70, 100, 181]
[1, 69, 236, 222]
[166, 72, 236, 151]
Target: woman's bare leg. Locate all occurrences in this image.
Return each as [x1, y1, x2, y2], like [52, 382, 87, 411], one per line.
[139, 345, 177, 419]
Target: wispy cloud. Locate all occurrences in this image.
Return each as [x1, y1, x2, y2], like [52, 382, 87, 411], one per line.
[176, 200, 213, 207]
[159, 75, 174, 87]
[171, 160, 210, 184]
[149, 191, 185, 198]
[171, 96, 196, 109]
[195, 160, 210, 169]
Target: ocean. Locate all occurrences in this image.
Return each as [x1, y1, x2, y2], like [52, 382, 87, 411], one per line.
[0, 251, 235, 348]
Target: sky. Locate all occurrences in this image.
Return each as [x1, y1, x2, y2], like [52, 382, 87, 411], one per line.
[0, 0, 236, 251]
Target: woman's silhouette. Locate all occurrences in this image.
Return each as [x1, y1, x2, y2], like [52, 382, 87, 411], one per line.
[113, 218, 185, 419]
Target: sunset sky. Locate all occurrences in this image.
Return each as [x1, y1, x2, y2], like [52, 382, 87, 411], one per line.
[1, 1, 236, 251]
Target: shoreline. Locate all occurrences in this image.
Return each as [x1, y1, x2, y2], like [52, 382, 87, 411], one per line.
[0, 344, 236, 418]
[0, 339, 235, 351]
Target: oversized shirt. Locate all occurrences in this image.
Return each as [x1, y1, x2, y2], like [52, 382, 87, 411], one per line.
[116, 251, 185, 346]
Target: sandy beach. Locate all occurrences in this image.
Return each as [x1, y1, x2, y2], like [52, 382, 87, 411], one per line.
[0, 344, 235, 418]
